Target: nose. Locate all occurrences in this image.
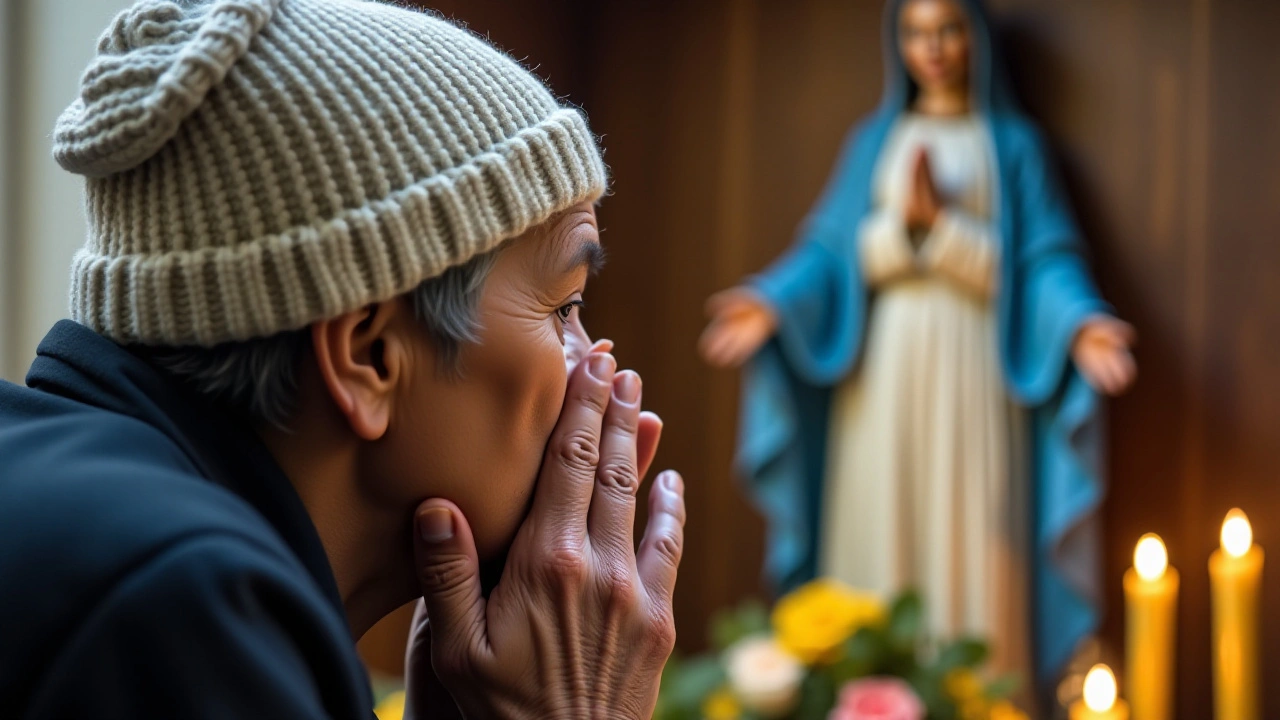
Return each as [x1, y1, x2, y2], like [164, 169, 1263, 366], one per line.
[563, 318, 595, 375]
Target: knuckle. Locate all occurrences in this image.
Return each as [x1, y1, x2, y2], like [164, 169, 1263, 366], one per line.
[607, 405, 641, 434]
[602, 565, 639, 614]
[419, 554, 472, 593]
[572, 385, 610, 415]
[555, 431, 600, 474]
[597, 458, 640, 495]
[650, 532, 684, 568]
[542, 544, 590, 588]
[646, 611, 677, 657]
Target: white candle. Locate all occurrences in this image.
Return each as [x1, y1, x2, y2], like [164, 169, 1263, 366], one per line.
[1124, 533, 1178, 720]
[1070, 665, 1131, 720]
[1210, 509, 1263, 720]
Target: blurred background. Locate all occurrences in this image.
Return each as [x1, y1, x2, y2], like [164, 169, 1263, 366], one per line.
[3, 0, 1279, 717]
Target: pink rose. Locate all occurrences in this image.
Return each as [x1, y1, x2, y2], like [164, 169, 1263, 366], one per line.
[828, 677, 925, 720]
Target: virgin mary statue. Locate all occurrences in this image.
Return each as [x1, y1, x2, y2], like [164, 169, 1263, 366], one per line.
[699, 0, 1136, 683]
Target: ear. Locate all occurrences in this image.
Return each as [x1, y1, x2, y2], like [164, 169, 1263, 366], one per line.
[311, 300, 410, 441]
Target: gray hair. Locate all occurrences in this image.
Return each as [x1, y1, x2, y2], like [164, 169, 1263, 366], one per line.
[137, 248, 499, 430]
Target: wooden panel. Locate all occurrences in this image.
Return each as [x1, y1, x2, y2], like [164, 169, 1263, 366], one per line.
[367, 4, 1280, 718]
[993, 0, 1280, 716]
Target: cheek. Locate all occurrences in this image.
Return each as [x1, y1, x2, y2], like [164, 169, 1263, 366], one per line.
[943, 40, 968, 72]
[438, 316, 568, 558]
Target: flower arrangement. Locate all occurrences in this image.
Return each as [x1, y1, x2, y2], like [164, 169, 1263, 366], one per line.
[654, 579, 1024, 720]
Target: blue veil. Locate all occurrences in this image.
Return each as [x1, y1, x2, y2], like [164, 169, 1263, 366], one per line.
[736, 0, 1111, 682]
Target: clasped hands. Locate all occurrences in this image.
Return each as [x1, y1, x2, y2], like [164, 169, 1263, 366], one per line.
[908, 148, 1136, 395]
[699, 147, 1136, 395]
[404, 342, 683, 719]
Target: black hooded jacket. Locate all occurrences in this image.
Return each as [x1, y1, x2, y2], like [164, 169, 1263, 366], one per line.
[0, 321, 374, 718]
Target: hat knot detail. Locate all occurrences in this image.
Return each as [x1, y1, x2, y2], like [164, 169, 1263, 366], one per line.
[53, 0, 280, 178]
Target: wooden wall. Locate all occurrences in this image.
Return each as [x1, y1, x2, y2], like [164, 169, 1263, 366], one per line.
[362, 2, 1280, 717]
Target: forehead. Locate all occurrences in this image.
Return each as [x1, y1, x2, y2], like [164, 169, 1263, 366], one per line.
[901, 0, 967, 24]
[527, 204, 603, 273]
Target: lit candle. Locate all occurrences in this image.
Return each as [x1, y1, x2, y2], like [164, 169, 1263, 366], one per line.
[1210, 509, 1263, 720]
[1124, 533, 1178, 720]
[1070, 664, 1131, 720]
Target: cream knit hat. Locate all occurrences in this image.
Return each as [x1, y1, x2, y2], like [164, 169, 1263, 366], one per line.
[54, 0, 607, 346]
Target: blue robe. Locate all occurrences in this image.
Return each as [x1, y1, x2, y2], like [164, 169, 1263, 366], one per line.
[736, 0, 1111, 682]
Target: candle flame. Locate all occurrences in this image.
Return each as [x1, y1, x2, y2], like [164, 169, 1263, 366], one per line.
[1134, 533, 1168, 581]
[1221, 508, 1253, 558]
[1083, 664, 1117, 712]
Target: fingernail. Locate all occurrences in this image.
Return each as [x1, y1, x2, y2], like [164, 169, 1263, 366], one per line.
[613, 371, 641, 404]
[661, 471, 683, 493]
[418, 507, 454, 543]
[587, 352, 616, 382]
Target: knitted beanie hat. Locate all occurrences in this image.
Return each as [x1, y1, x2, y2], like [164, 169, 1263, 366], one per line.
[54, 0, 607, 346]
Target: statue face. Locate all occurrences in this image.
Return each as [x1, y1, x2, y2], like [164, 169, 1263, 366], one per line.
[898, 0, 971, 98]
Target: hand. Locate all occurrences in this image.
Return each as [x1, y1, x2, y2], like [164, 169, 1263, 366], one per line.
[1071, 314, 1138, 396]
[405, 350, 683, 720]
[698, 287, 778, 368]
[904, 148, 942, 233]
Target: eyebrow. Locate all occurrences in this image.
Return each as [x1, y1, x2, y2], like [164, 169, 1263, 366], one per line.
[563, 238, 607, 276]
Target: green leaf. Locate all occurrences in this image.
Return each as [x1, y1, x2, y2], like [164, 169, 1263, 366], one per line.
[933, 637, 989, 673]
[908, 668, 958, 720]
[709, 599, 771, 651]
[886, 590, 924, 652]
[657, 655, 726, 713]
[827, 626, 884, 685]
[792, 671, 837, 720]
[984, 672, 1022, 700]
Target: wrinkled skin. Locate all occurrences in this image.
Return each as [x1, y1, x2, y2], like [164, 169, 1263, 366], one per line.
[276, 201, 684, 718]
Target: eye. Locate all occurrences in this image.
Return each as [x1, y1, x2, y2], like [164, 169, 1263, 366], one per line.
[556, 299, 585, 324]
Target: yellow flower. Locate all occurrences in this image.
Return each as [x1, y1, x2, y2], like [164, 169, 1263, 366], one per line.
[958, 698, 989, 720]
[770, 578, 885, 664]
[989, 700, 1029, 720]
[702, 688, 742, 720]
[944, 669, 984, 702]
[373, 690, 405, 720]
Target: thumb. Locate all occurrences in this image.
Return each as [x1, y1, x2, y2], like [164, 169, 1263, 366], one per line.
[413, 499, 488, 673]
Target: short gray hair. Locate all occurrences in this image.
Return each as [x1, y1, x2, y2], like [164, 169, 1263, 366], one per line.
[137, 248, 499, 430]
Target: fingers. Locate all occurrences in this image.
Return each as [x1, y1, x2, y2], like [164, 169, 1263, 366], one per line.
[699, 320, 755, 368]
[588, 371, 644, 557]
[698, 322, 736, 367]
[636, 411, 663, 480]
[1084, 314, 1137, 348]
[1113, 348, 1137, 392]
[704, 287, 753, 318]
[1079, 346, 1138, 396]
[1096, 321, 1131, 347]
[413, 500, 489, 674]
[531, 351, 617, 539]
[918, 147, 935, 183]
[1097, 348, 1137, 396]
[912, 147, 929, 182]
[638, 471, 686, 607]
[1109, 319, 1137, 347]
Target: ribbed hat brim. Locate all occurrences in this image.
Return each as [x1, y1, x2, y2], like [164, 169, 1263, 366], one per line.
[71, 108, 605, 346]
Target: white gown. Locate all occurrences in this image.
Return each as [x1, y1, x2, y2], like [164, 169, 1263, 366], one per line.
[819, 113, 1029, 674]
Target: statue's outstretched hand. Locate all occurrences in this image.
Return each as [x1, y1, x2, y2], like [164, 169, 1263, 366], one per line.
[1071, 314, 1138, 396]
[699, 287, 778, 368]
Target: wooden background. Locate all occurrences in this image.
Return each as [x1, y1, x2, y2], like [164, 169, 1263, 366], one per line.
[360, 1, 1280, 717]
